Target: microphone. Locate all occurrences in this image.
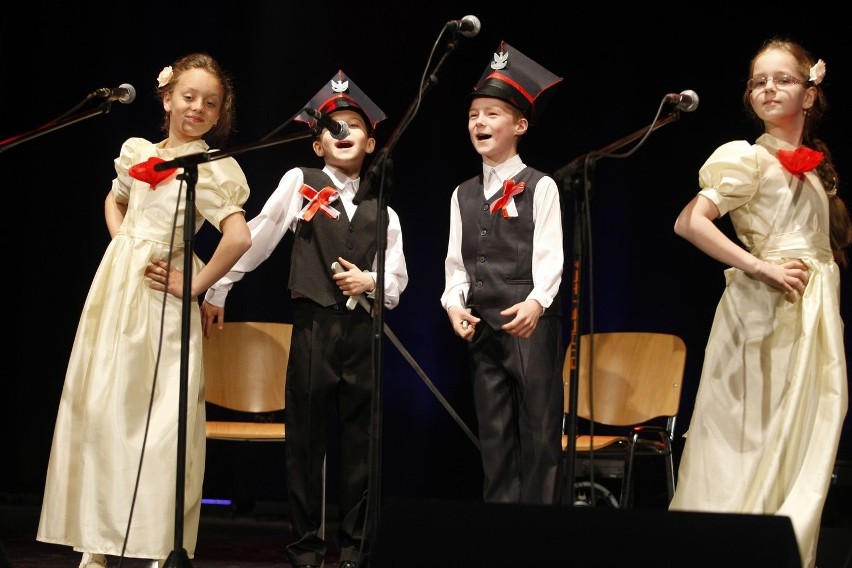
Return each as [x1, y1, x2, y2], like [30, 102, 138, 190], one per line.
[447, 15, 481, 38]
[305, 108, 349, 140]
[665, 89, 699, 112]
[331, 262, 367, 312]
[459, 290, 471, 330]
[92, 83, 136, 104]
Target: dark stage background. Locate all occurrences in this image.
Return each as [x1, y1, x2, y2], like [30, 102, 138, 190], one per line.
[1, 3, 850, 512]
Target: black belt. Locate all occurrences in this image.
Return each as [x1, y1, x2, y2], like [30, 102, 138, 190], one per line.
[293, 297, 356, 312]
[325, 301, 352, 312]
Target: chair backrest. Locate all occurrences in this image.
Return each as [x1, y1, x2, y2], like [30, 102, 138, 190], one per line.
[564, 332, 686, 426]
[203, 321, 292, 413]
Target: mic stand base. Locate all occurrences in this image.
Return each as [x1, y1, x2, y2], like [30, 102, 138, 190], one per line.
[163, 548, 191, 568]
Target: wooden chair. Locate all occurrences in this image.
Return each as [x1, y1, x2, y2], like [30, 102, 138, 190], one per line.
[562, 331, 687, 508]
[203, 321, 325, 532]
[204, 321, 291, 441]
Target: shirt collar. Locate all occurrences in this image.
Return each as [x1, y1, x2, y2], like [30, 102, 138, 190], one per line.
[322, 165, 359, 193]
[482, 154, 525, 186]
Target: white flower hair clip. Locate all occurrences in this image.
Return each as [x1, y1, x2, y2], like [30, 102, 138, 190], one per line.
[157, 66, 174, 88]
[809, 59, 826, 86]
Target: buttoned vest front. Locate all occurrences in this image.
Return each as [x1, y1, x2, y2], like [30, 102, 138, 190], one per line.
[288, 167, 386, 306]
[458, 166, 560, 329]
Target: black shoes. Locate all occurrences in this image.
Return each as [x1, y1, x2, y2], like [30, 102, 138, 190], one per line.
[293, 559, 359, 567]
[293, 561, 357, 567]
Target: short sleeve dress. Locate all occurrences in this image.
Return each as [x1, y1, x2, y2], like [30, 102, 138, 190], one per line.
[668, 133, 847, 568]
[36, 137, 249, 560]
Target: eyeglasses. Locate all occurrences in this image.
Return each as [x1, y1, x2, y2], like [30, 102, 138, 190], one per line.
[747, 74, 805, 91]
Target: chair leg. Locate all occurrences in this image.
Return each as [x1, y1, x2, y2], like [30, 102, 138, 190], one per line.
[664, 450, 675, 504]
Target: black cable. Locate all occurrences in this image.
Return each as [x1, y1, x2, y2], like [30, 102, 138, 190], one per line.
[118, 180, 185, 567]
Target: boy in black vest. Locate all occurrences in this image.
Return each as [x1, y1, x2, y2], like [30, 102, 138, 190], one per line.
[441, 42, 564, 505]
[203, 70, 408, 568]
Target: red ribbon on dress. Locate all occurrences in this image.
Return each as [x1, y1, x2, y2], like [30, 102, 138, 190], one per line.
[128, 157, 177, 190]
[777, 146, 824, 176]
[298, 184, 340, 222]
[489, 179, 526, 218]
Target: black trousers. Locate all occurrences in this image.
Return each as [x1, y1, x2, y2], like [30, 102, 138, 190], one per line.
[285, 299, 373, 566]
[468, 315, 564, 504]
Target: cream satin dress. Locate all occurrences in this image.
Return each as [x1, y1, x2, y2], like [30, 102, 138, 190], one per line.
[37, 137, 249, 560]
[669, 133, 847, 568]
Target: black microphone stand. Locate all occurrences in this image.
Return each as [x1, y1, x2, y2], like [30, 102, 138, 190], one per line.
[351, 30, 467, 559]
[554, 109, 681, 506]
[153, 130, 313, 568]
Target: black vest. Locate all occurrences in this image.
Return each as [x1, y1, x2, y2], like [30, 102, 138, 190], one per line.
[288, 167, 386, 306]
[458, 166, 561, 329]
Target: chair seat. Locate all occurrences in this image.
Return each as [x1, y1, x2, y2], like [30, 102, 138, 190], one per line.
[562, 434, 623, 452]
[206, 421, 285, 441]
[562, 434, 671, 453]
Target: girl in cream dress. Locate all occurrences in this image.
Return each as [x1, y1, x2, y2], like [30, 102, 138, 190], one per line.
[669, 39, 851, 568]
[36, 53, 251, 568]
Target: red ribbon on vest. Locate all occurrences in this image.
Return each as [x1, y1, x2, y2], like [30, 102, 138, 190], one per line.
[128, 157, 177, 189]
[298, 184, 340, 222]
[777, 146, 824, 176]
[489, 179, 526, 218]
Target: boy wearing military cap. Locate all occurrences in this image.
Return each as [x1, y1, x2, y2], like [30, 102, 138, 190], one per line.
[441, 42, 565, 504]
[203, 70, 408, 568]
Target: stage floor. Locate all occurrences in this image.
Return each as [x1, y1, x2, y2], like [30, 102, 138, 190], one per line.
[2, 489, 849, 568]
[1, 497, 321, 568]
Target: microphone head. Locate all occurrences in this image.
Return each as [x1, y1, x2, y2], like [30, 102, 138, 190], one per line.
[680, 89, 698, 112]
[460, 15, 481, 37]
[331, 120, 350, 140]
[119, 83, 136, 104]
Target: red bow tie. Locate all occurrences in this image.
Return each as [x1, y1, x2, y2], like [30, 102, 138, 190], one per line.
[298, 184, 340, 222]
[490, 179, 526, 218]
[777, 146, 824, 176]
[128, 157, 177, 189]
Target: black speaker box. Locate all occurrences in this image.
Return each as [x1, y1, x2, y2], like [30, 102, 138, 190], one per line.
[372, 497, 801, 567]
[0, 540, 10, 568]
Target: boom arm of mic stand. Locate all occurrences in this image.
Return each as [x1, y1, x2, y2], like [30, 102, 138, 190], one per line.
[554, 111, 681, 183]
[0, 102, 114, 153]
[153, 130, 315, 171]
